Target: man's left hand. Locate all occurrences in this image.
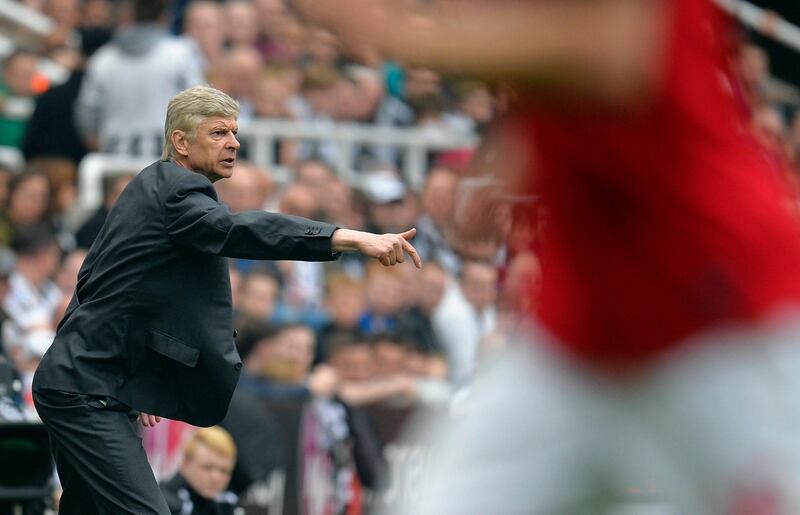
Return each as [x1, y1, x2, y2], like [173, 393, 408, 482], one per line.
[138, 412, 162, 427]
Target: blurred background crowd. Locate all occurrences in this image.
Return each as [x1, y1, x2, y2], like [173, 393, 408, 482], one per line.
[0, 0, 795, 513]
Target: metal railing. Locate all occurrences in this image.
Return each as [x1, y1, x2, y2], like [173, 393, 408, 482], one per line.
[241, 118, 478, 188]
[0, 0, 52, 54]
[717, 0, 800, 53]
[74, 120, 478, 215]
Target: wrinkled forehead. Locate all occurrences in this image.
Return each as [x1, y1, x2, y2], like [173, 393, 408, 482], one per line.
[197, 115, 238, 131]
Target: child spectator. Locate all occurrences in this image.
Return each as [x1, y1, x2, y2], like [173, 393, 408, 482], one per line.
[160, 426, 241, 515]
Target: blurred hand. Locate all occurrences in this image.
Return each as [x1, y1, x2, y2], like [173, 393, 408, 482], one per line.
[393, 375, 418, 400]
[291, 0, 391, 65]
[138, 412, 162, 427]
[308, 365, 339, 397]
[332, 228, 422, 268]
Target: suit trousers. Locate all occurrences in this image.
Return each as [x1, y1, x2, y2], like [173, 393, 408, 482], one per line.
[32, 389, 170, 515]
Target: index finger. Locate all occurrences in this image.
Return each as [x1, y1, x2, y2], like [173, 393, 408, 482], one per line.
[402, 238, 422, 269]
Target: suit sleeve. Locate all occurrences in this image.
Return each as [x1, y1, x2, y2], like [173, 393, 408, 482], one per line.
[164, 172, 340, 261]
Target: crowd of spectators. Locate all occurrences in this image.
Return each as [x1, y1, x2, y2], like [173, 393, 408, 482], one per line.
[0, 0, 796, 512]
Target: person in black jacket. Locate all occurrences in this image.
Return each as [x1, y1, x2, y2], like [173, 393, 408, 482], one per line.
[21, 27, 112, 165]
[31, 85, 421, 515]
[160, 426, 240, 515]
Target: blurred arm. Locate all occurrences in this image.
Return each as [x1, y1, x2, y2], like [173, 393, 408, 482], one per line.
[337, 376, 416, 406]
[293, 0, 669, 105]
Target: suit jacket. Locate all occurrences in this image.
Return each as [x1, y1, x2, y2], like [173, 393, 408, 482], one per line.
[33, 160, 339, 426]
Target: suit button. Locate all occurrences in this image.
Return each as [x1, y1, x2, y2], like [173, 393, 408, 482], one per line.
[233, 330, 238, 338]
[234, 362, 243, 371]
[305, 227, 321, 235]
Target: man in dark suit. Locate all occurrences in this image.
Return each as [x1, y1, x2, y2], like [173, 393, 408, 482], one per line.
[31, 85, 420, 514]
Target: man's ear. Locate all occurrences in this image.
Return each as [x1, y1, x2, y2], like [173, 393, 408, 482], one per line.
[172, 130, 189, 157]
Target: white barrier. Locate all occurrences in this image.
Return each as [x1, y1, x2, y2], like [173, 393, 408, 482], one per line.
[76, 153, 152, 214]
[240, 118, 478, 190]
[717, 0, 800, 53]
[0, 0, 52, 53]
[76, 120, 479, 214]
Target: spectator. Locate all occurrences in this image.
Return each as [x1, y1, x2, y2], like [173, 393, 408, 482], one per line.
[81, 0, 114, 28]
[295, 64, 346, 164]
[371, 332, 409, 378]
[317, 273, 367, 358]
[215, 161, 276, 275]
[181, 0, 225, 69]
[3, 226, 60, 401]
[403, 344, 451, 406]
[427, 260, 496, 386]
[218, 381, 288, 498]
[252, 66, 303, 163]
[277, 182, 327, 314]
[3, 226, 61, 337]
[408, 91, 447, 129]
[21, 27, 114, 166]
[303, 26, 340, 66]
[160, 426, 240, 515]
[313, 329, 391, 493]
[338, 66, 385, 137]
[392, 262, 441, 353]
[362, 169, 417, 234]
[238, 322, 339, 402]
[0, 172, 52, 246]
[325, 329, 373, 383]
[328, 330, 416, 407]
[253, 0, 297, 62]
[370, 67, 442, 166]
[444, 79, 495, 134]
[75, 0, 204, 156]
[358, 262, 408, 336]
[224, 0, 260, 50]
[414, 260, 447, 322]
[0, 51, 48, 148]
[43, 0, 81, 50]
[236, 268, 281, 323]
[253, 65, 300, 120]
[26, 157, 80, 249]
[292, 159, 335, 211]
[319, 177, 368, 239]
[216, 46, 263, 123]
[414, 166, 461, 274]
[214, 160, 273, 214]
[278, 181, 319, 219]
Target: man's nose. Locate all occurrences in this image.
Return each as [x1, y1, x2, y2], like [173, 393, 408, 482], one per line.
[227, 133, 240, 150]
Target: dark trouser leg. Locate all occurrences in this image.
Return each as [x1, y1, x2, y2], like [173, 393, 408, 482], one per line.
[33, 389, 170, 515]
[50, 432, 100, 515]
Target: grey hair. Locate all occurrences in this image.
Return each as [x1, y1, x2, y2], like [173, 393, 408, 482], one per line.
[162, 85, 240, 160]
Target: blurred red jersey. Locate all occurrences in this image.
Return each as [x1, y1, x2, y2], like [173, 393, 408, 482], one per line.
[523, 0, 800, 369]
